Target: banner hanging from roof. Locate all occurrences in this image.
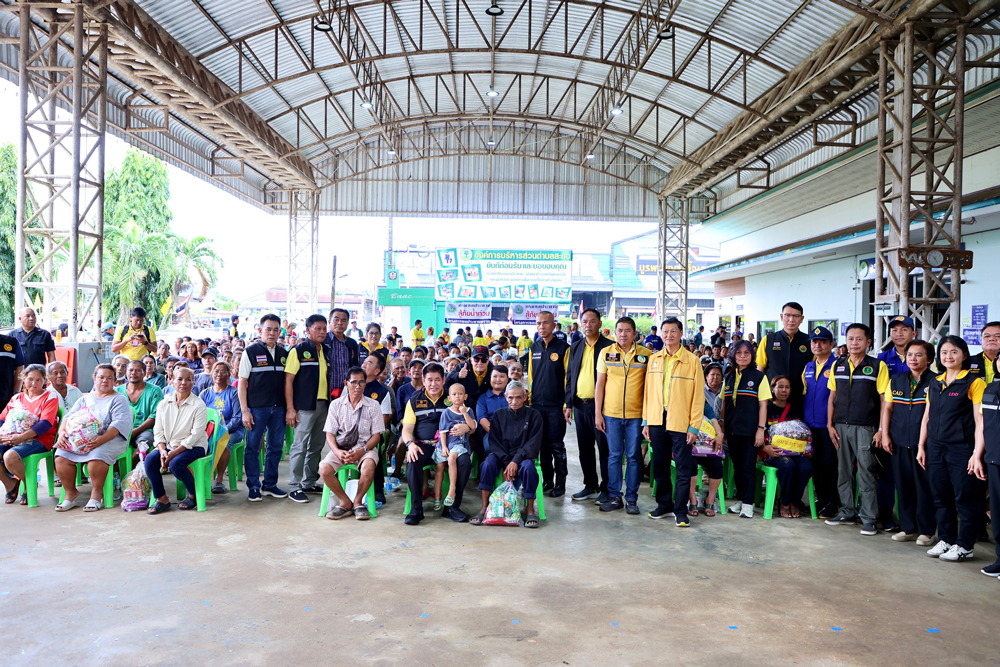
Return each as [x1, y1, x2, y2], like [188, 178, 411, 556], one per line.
[435, 248, 573, 303]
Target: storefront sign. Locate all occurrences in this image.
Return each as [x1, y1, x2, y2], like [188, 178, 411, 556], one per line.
[436, 248, 573, 303]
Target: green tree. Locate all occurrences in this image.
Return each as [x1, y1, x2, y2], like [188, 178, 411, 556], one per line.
[169, 235, 223, 325]
[104, 147, 172, 233]
[0, 144, 18, 326]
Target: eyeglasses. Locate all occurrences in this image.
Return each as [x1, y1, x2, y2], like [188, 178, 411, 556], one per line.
[345, 380, 365, 386]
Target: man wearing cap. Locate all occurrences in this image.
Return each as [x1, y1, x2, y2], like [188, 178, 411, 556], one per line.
[192, 347, 219, 395]
[527, 311, 571, 497]
[969, 321, 1000, 384]
[802, 325, 840, 518]
[13, 307, 56, 367]
[756, 301, 811, 409]
[878, 316, 916, 376]
[873, 315, 915, 531]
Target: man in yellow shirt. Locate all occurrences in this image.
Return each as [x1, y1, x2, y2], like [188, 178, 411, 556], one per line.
[111, 307, 157, 362]
[595, 316, 651, 514]
[283, 314, 330, 503]
[410, 319, 425, 348]
[564, 308, 612, 503]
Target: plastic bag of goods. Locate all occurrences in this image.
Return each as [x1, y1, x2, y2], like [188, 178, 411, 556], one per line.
[691, 419, 724, 458]
[121, 462, 151, 512]
[483, 480, 525, 526]
[61, 405, 103, 453]
[766, 419, 813, 456]
[0, 408, 38, 436]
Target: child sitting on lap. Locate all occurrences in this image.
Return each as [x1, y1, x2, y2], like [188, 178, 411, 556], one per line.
[435, 383, 476, 509]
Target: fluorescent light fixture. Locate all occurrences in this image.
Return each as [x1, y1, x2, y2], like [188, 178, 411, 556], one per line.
[656, 23, 674, 40]
[485, 0, 503, 16]
[486, 89, 499, 97]
[586, 153, 595, 160]
[486, 140, 496, 146]
[360, 101, 373, 109]
[611, 107, 624, 115]
[386, 149, 396, 156]
[812, 250, 836, 259]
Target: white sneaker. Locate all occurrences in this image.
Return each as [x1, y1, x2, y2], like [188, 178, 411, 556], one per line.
[926, 540, 953, 558]
[728, 502, 743, 515]
[939, 544, 974, 562]
[739, 503, 753, 519]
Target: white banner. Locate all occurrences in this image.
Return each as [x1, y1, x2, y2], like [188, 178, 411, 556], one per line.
[509, 303, 561, 326]
[435, 248, 573, 303]
[444, 302, 492, 324]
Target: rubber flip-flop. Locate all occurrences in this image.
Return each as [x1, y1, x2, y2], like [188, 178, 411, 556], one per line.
[54, 498, 78, 512]
[524, 514, 539, 529]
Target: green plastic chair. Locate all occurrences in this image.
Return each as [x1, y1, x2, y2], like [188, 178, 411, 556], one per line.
[403, 464, 448, 515]
[18, 406, 63, 507]
[228, 436, 245, 491]
[491, 459, 546, 521]
[175, 408, 223, 511]
[754, 460, 818, 520]
[58, 448, 132, 508]
[258, 425, 294, 466]
[317, 463, 378, 518]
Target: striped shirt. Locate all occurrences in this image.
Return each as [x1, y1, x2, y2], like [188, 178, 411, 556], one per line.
[323, 392, 385, 447]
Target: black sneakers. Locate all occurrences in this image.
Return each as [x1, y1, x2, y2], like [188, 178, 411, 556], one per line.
[571, 488, 599, 501]
[599, 497, 624, 512]
[648, 506, 675, 520]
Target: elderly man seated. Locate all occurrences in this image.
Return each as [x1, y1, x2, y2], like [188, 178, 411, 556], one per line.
[470, 380, 542, 528]
[319, 366, 385, 520]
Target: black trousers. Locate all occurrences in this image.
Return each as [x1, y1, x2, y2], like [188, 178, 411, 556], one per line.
[535, 404, 568, 486]
[810, 427, 839, 513]
[891, 445, 936, 536]
[875, 446, 897, 527]
[574, 403, 608, 491]
[728, 433, 758, 505]
[405, 443, 471, 520]
[926, 440, 982, 550]
[649, 425, 692, 516]
[989, 461, 1000, 562]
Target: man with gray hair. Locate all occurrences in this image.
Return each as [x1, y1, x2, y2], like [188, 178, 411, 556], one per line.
[470, 380, 543, 528]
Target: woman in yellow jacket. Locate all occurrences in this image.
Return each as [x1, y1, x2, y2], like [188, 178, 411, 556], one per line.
[641, 317, 706, 527]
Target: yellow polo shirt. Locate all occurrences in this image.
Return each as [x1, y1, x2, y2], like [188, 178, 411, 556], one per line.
[597, 343, 651, 419]
[113, 324, 156, 361]
[576, 341, 597, 400]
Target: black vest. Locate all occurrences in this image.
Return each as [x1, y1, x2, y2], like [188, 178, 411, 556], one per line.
[926, 373, 976, 446]
[407, 389, 448, 441]
[0, 334, 20, 409]
[365, 380, 389, 408]
[291, 340, 324, 412]
[723, 367, 768, 437]
[359, 342, 389, 365]
[981, 380, 1000, 464]
[245, 342, 288, 409]
[762, 330, 812, 404]
[529, 337, 570, 407]
[831, 355, 882, 427]
[967, 352, 998, 381]
[887, 370, 930, 448]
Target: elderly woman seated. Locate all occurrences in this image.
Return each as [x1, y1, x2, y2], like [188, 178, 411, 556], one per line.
[146, 366, 209, 514]
[54, 364, 133, 512]
[470, 380, 542, 528]
[1, 364, 61, 505]
[198, 361, 243, 494]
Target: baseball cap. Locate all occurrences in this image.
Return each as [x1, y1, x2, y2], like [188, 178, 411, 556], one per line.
[201, 346, 220, 358]
[808, 326, 834, 341]
[407, 358, 426, 369]
[888, 315, 915, 330]
[472, 345, 489, 359]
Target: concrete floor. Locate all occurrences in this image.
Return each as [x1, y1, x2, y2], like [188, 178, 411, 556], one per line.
[3, 431, 998, 666]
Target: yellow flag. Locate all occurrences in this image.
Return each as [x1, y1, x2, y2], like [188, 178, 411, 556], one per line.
[160, 294, 172, 316]
[32, 293, 42, 311]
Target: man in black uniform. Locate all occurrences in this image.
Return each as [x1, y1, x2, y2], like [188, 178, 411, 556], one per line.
[756, 301, 811, 409]
[968, 321, 1000, 384]
[13, 308, 56, 366]
[401, 362, 474, 525]
[237, 313, 289, 502]
[0, 332, 25, 410]
[528, 310, 571, 497]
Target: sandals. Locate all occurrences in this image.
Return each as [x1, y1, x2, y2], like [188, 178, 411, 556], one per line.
[443, 494, 455, 507]
[790, 505, 801, 519]
[4, 486, 17, 504]
[178, 497, 197, 511]
[779, 504, 792, 519]
[18, 493, 27, 506]
[688, 502, 700, 517]
[83, 498, 102, 512]
[325, 505, 352, 520]
[524, 513, 539, 529]
[470, 510, 486, 526]
[354, 506, 370, 520]
[147, 500, 172, 515]
[54, 498, 78, 512]
[705, 503, 717, 517]
[433, 499, 443, 511]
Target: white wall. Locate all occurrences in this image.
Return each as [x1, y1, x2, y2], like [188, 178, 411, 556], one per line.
[959, 226, 1000, 354]
[742, 256, 860, 344]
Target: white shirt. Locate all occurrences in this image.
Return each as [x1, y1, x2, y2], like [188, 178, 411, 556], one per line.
[48, 384, 84, 413]
[153, 392, 209, 451]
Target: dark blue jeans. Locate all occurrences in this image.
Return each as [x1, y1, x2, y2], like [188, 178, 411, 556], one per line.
[145, 447, 206, 500]
[605, 416, 642, 503]
[478, 454, 539, 499]
[244, 406, 285, 491]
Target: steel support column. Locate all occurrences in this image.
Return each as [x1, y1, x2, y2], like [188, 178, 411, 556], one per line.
[656, 196, 689, 327]
[15, 2, 107, 339]
[287, 190, 320, 318]
[874, 19, 965, 348]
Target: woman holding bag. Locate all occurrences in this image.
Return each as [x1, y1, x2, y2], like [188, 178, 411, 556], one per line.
[761, 375, 812, 519]
[721, 340, 771, 519]
[0, 364, 60, 505]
